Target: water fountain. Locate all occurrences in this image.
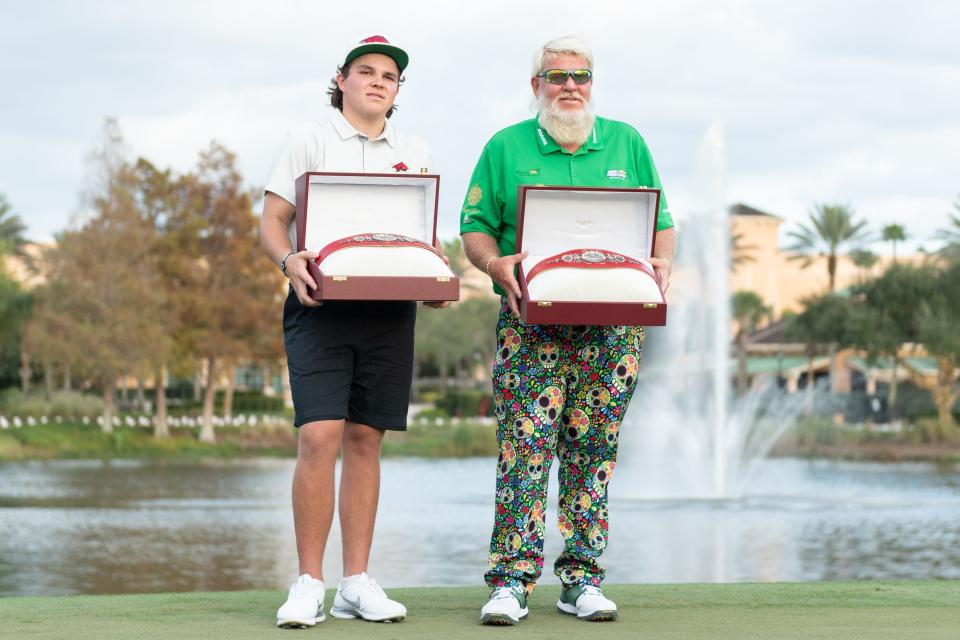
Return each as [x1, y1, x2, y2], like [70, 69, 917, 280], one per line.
[619, 120, 803, 499]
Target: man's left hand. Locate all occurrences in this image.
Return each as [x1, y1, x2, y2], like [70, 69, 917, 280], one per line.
[649, 257, 672, 295]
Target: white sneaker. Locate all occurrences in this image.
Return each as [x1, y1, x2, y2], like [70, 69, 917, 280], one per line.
[557, 584, 618, 621]
[330, 573, 407, 622]
[480, 585, 529, 625]
[276, 574, 326, 628]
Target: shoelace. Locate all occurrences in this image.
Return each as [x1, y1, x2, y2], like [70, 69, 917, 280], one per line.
[292, 578, 322, 598]
[491, 586, 523, 600]
[364, 577, 387, 598]
[580, 585, 603, 599]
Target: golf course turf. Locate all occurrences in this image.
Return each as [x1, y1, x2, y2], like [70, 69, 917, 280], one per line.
[1, 581, 956, 639]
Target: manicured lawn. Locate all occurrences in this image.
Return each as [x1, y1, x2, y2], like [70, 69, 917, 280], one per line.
[0, 419, 500, 460]
[1, 582, 957, 639]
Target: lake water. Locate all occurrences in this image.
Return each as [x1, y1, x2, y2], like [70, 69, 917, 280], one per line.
[1, 457, 959, 597]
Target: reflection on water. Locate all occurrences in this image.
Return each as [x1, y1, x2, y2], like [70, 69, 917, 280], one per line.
[0, 457, 958, 596]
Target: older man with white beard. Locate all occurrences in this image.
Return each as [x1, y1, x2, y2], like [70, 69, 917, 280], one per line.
[460, 36, 676, 626]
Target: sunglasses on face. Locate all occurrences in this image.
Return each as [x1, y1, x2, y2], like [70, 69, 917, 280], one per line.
[537, 68, 593, 85]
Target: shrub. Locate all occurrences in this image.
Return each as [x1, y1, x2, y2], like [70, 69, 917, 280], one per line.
[791, 416, 842, 446]
[414, 407, 450, 421]
[230, 391, 284, 413]
[0, 389, 104, 417]
[435, 388, 494, 417]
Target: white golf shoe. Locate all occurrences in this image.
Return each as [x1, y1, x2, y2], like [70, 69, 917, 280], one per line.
[556, 584, 618, 621]
[480, 585, 529, 625]
[276, 573, 326, 628]
[330, 573, 407, 622]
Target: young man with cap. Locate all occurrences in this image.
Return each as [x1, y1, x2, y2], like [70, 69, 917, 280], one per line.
[460, 35, 676, 625]
[261, 35, 442, 628]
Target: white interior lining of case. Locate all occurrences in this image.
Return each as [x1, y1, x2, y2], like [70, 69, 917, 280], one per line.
[321, 246, 453, 277]
[304, 176, 450, 277]
[304, 177, 436, 249]
[521, 189, 661, 302]
[525, 265, 663, 302]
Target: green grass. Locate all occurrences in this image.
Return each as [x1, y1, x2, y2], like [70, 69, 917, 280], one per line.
[383, 419, 498, 457]
[0, 419, 500, 461]
[0, 582, 956, 639]
[0, 421, 287, 460]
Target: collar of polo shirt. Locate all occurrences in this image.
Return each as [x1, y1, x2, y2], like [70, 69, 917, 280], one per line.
[331, 109, 398, 148]
[535, 121, 603, 155]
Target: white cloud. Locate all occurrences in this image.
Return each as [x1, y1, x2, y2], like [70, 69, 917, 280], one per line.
[1, 0, 957, 250]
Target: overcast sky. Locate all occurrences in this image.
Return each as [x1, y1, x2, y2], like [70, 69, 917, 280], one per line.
[2, 0, 958, 254]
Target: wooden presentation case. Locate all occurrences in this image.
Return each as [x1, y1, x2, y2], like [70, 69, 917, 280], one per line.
[516, 185, 667, 326]
[294, 172, 459, 302]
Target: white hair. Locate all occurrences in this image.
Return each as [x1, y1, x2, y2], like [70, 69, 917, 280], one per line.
[531, 35, 594, 77]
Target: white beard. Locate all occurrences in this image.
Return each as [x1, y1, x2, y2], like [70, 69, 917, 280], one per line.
[537, 92, 595, 146]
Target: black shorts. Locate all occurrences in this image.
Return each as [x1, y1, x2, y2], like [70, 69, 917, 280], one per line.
[282, 289, 416, 430]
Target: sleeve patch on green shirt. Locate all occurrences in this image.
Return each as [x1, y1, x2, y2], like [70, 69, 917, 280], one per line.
[467, 184, 483, 206]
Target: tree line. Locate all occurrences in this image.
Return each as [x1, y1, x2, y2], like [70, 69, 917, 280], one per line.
[1, 119, 284, 442]
[732, 201, 960, 440]
[0, 121, 504, 440]
[4, 132, 959, 441]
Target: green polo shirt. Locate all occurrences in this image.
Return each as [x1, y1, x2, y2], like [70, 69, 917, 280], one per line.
[459, 116, 673, 295]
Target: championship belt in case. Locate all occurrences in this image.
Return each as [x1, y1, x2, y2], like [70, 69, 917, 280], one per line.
[315, 233, 442, 267]
[526, 248, 657, 282]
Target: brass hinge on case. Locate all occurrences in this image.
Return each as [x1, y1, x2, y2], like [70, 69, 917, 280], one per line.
[332, 276, 348, 282]
[537, 301, 553, 307]
[643, 303, 658, 309]
[436, 277, 451, 283]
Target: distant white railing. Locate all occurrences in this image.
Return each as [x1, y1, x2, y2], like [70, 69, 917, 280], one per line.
[0, 414, 290, 430]
[0, 413, 496, 430]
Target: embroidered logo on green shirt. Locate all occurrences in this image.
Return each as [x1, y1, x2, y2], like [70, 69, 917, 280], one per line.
[606, 169, 627, 179]
[467, 185, 483, 206]
[516, 169, 540, 177]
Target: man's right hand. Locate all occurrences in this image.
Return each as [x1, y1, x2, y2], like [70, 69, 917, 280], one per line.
[286, 250, 321, 307]
[489, 250, 529, 317]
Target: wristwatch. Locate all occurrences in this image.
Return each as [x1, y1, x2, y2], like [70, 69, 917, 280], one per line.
[279, 251, 296, 275]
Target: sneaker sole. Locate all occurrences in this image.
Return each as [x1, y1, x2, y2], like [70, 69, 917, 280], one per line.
[277, 614, 324, 628]
[480, 609, 529, 626]
[330, 608, 405, 623]
[556, 601, 618, 621]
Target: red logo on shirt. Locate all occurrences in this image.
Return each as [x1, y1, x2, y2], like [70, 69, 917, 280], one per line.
[393, 162, 409, 172]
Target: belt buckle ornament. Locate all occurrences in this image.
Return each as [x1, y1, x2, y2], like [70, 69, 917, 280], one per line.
[317, 232, 442, 266]
[580, 250, 606, 264]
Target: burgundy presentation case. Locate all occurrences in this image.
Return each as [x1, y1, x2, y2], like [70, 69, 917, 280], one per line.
[294, 172, 459, 302]
[516, 185, 667, 326]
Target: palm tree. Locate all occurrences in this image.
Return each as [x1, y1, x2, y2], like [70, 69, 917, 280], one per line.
[881, 224, 907, 263]
[935, 197, 960, 263]
[912, 260, 960, 440]
[0, 193, 27, 255]
[849, 248, 878, 282]
[786, 293, 853, 413]
[786, 203, 870, 292]
[732, 290, 771, 396]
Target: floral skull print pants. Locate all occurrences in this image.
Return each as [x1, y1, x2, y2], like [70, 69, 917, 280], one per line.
[485, 301, 645, 591]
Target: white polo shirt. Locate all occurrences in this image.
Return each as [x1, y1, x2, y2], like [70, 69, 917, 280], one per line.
[265, 109, 431, 249]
